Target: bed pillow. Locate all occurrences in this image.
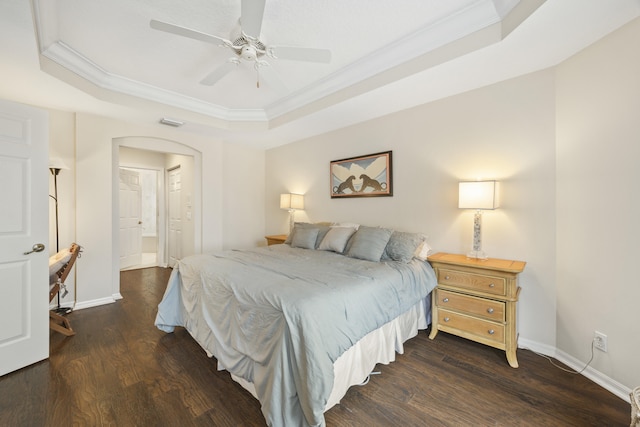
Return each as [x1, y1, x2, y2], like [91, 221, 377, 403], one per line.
[336, 222, 360, 230]
[413, 240, 433, 261]
[346, 226, 393, 262]
[290, 227, 319, 249]
[285, 222, 330, 248]
[383, 231, 428, 263]
[317, 226, 357, 253]
[284, 222, 304, 244]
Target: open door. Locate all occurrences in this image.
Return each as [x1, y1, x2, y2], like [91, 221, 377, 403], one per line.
[168, 166, 182, 267]
[0, 99, 49, 376]
[119, 168, 142, 270]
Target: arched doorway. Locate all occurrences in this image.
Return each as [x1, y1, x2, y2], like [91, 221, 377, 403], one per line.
[112, 136, 202, 294]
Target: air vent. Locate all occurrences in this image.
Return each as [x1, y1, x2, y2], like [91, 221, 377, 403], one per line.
[159, 117, 184, 127]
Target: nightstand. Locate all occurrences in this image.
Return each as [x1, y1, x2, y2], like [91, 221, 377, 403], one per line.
[427, 252, 526, 368]
[265, 234, 288, 246]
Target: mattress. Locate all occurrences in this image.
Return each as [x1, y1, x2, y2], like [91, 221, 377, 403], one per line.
[230, 296, 431, 411]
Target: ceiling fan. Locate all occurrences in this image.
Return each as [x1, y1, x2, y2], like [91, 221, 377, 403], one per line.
[150, 0, 332, 88]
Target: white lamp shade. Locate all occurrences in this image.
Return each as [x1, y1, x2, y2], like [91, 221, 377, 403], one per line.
[49, 158, 69, 170]
[458, 181, 499, 210]
[280, 193, 304, 210]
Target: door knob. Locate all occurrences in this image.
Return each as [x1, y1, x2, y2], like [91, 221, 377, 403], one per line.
[24, 243, 45, 255]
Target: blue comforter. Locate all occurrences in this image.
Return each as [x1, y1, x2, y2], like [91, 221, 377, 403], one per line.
[155, 244, 436, 427]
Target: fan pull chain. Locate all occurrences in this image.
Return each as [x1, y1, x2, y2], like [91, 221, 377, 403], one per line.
[256, 66, 260, 88]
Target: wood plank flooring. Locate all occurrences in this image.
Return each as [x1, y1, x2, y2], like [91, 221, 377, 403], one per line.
[0, 267, 630, 426]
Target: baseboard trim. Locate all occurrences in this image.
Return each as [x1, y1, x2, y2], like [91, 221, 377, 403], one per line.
[518, 337, 631, 402]
[48, 301, 74, 310]
[73, 296, 117, 310]
[554, 348, 631, 402]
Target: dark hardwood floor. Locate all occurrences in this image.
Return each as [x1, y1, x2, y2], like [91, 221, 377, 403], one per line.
[0, 267, 630, 426]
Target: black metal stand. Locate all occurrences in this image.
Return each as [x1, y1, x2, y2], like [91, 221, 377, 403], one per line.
[50, 167, 72, 315]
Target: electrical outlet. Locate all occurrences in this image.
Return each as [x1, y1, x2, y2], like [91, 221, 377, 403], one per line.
[594, 331, 608, 352]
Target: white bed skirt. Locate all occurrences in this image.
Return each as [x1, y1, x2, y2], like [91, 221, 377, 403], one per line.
[229, 296, 431, 412]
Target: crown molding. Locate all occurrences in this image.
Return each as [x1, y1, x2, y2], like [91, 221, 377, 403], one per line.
[31, 0, 532, 130]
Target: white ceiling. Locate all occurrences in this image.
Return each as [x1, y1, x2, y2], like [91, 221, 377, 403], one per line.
[1, 0, 639, 148]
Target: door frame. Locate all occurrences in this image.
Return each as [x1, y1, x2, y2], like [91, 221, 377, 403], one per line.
[118, 165, 164, 269]
[112, 137, 201, 299]
[118, 167, 143, 270]
[167, 165, 182, 268]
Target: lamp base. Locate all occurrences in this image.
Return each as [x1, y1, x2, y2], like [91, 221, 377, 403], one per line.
[467, 210, 488, 260]
[467, 250, 488, 260]
[289, 210, 295, 233]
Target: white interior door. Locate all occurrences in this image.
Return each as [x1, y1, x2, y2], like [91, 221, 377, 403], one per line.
[119, 168, 142, 270]
[168, 167, 182, 268]
[0, 99, 49, 376]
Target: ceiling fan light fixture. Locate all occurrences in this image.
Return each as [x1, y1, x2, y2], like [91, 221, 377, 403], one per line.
[241, 45, 258, 61]
[159, 117, 184, 127]
[149, 0, 331, 88]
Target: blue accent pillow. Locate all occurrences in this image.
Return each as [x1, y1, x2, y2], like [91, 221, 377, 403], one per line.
[285, 222, 330, 248]
[291, 227, 319, 249]
[318, 226, 357, 253]
[382, 231, 426, 263]
[346, 226, 393, 262]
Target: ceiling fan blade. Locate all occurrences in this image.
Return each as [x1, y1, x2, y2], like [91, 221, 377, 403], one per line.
[268, 46, 332, 63]
[200, 61, 238, 86]
[241, 0, 266, 39]
[150, 19, 232, 46]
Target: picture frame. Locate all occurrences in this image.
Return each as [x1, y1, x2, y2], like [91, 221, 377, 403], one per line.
[330, 151, 393, 198]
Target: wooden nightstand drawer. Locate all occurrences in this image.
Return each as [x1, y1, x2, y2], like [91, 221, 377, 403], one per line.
[436, 289, 505, 322]
[428, 252, 525, 368]
[438, 268, 506, 296]
[437, 308, 505, 345]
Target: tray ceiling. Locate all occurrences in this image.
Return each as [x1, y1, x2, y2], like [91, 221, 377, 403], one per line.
[2, 1, 638, 146]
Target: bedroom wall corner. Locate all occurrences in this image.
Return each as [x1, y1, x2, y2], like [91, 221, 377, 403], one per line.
[555, 16, 640, 393]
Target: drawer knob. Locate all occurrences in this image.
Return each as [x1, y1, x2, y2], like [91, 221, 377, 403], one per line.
[444, 317, 450, 322]
[488, 329, 495, 335]
[445, 276, 450, 280]
[443, 298, 449, 303]
[489, 283, 495, 288]
[487, 308, 494, 314]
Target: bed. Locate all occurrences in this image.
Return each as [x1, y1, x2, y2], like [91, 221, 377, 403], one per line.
[155, 224, 437, 427]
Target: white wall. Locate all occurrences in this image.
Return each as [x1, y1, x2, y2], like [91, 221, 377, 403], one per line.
[266, 69, 558, 349]
[222, 143, 266, 247]
[556, 17, 640, 391]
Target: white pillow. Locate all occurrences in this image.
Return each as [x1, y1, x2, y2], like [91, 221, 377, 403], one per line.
[336, 222, 360, 230]
[413, 241, 433, 261]
[318, 226, 357, 253]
